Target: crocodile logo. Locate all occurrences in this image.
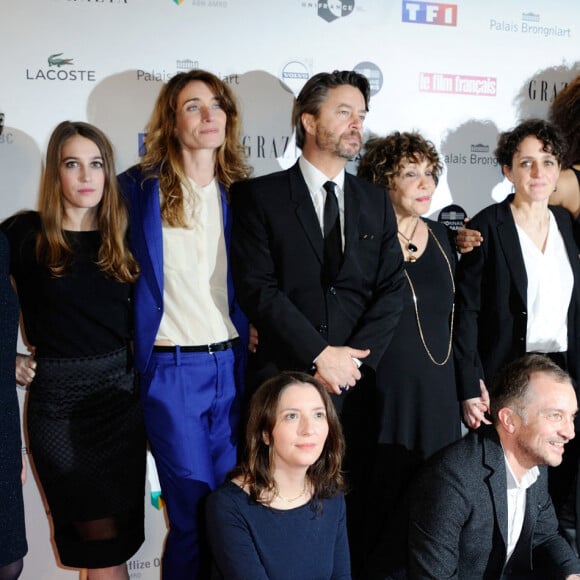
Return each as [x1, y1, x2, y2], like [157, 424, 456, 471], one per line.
[48, 53, 74, 67]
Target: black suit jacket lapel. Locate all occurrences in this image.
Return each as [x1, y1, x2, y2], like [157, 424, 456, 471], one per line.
[289, 162, 324, 263]
[496, 195, 527, 307]
[483, 432, 509, 559]
[343, 173, 361, 262]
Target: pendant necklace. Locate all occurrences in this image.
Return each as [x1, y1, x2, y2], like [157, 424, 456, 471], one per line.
[398, 217, 420, 262]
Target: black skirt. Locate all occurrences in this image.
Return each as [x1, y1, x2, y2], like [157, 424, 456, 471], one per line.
[27, 347, 146, 568]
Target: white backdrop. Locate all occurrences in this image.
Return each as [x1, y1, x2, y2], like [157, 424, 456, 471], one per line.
[1, 1, 579, 578]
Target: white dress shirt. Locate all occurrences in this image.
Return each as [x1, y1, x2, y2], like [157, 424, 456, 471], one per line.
[156, 178, 238, 345]
[504, 455, 539, 563]
[299, 156, 346, 248]
[515, 210, 573, 354]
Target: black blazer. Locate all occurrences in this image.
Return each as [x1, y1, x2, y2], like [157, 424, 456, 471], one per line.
[454, 194, 580, 400]
[230, 161, 404, 375]
[408, 427, 580, 579]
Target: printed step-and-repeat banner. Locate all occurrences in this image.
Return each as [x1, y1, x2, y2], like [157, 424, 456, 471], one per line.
[1, 1, 579, 578]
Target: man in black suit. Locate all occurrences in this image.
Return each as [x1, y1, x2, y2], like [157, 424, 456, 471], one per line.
[230, 70, 404, 572]
[408, 354, 580, 579]
[231, 69, 403, 392]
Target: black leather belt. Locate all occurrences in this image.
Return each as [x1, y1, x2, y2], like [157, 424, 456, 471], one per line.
[153, 337, 240, 354]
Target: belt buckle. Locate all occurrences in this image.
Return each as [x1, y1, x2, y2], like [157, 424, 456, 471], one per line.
[207, 342, 217, 354]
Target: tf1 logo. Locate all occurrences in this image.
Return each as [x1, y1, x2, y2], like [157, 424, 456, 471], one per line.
[402, 1, 458, 26]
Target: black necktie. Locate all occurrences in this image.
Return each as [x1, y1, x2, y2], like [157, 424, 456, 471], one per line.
[322, 180, 342, 286]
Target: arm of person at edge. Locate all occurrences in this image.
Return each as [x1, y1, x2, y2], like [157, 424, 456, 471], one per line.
[231, 181, 404, 394]
[455, 218, 484, 254]
[550, 167, 580, 220]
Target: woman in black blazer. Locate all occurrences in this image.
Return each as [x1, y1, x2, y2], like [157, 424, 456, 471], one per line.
[454, 119, 577, 425]
[454, 118, 580, 546]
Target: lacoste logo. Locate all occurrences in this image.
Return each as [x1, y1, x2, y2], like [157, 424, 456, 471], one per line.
[48, 53, 74, 67]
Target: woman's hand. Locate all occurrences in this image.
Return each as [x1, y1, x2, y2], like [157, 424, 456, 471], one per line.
[16, 353, 36, 387]
[20, 453, 27, 485]
[248, 324, 259, 354]
[461, 380, 491, 429]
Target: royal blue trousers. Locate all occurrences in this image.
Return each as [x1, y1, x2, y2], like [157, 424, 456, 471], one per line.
[140, 346, 239, 580]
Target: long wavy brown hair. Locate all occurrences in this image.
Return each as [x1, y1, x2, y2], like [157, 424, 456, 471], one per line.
[549, 75, 580, 167]
[140, 69, 251, 227]
[37, 121, 138, 282]
[230, 372, 345, 511]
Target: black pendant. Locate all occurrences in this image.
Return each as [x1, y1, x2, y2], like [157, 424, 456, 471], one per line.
[407, 242, 418, 253]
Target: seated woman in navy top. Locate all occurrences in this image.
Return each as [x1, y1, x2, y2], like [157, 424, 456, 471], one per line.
[206, 371, 350, 580]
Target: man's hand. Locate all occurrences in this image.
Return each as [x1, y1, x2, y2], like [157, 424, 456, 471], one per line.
[314, 346, 370, 395]
[461, 380, 491, 429]
[455, 219, 483, 254]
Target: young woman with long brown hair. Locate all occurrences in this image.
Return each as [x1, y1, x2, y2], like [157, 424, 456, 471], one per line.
[2, 120, 145, 580]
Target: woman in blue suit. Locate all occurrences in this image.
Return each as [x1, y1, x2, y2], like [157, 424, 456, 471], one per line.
[118, 70, 250, 580]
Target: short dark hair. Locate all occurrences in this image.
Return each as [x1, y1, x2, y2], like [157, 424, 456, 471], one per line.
[549, 75, 580, 167]
[358, 131, 442, 189]
[292, 70, 370, 149]
[489, 354, 571, 424]
[494, 118, 567, 169]
[230, 371, 345, 507]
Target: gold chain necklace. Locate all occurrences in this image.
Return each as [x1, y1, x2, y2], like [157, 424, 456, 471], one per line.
[276, 483, 306, 503]
[404, 224, 455, 366]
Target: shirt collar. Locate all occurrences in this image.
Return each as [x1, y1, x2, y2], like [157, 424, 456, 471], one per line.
[504, 454, 540, 491]
[299, 156, 345, 194]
